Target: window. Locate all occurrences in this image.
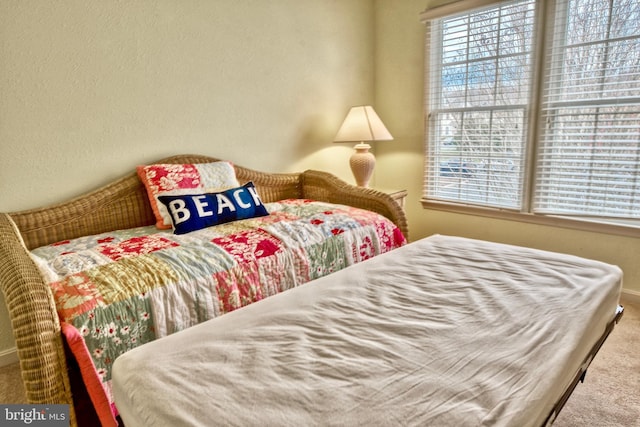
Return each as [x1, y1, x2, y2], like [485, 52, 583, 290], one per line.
[422, 0, 640, 229]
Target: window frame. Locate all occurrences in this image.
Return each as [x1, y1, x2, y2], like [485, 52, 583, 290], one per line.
[421, 0, 640, 238]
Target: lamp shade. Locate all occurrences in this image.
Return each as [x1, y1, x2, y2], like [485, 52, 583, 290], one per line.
[333, 106, 393, 143]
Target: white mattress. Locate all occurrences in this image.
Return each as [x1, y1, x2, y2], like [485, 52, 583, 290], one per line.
[112, 235, 622, 427]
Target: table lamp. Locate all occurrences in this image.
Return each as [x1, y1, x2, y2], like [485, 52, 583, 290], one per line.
[333, 105, 393, 187]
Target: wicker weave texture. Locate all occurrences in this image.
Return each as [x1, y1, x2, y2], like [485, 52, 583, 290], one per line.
[0, 214, 77, 426]
[0, 154, 408, 426]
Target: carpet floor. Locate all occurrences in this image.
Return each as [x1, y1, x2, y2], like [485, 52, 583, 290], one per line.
[0, 301, 638, 425]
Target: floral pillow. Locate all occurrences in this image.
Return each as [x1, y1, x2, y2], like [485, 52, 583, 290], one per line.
[137, 162, 239, 229]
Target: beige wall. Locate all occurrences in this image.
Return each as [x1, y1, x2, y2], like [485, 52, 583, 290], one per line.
[374, 0, 640, 298]
[0, 0, 374, 214]
[0, 0, 374, 358]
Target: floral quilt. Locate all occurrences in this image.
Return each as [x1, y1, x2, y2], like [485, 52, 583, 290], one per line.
[30, 199, 406, 426]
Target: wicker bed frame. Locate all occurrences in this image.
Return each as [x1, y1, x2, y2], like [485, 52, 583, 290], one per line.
[0, 154, 408, 426]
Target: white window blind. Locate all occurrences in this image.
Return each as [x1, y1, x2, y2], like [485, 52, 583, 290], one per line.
[535, 0, 640, 218]
[425, 0, 536, 210]
[424, 0, 640, 225]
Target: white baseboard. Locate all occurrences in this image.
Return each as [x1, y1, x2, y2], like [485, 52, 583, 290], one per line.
[621, 288, 640, 305]
[0, 347, 18, 368]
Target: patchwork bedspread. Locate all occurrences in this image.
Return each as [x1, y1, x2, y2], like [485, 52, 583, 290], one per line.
[30, 199, 406, 425]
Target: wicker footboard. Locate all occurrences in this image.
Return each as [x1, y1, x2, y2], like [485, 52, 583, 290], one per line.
[0, 214, 77, 426]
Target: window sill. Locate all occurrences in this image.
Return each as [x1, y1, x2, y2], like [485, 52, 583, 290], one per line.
[421, 199, 640, 239]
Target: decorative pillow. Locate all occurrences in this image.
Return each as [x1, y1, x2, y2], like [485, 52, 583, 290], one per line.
[137, 162, 239, 229]
[157, 182, 269, 234]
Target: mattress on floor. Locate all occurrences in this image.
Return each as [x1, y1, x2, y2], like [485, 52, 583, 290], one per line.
[112, 234, 623, 427]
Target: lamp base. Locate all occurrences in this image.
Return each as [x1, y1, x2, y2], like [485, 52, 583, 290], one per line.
[350, 143, 375, 187]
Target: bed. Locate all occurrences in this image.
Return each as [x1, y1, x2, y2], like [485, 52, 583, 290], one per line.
[112, 234, 623, 427]
[0, 154, 408, 427]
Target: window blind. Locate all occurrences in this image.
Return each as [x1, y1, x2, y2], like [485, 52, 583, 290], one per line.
[420, 0, 504, 22]
[424, 0, 536, 209]
[535, 0, 640, 218]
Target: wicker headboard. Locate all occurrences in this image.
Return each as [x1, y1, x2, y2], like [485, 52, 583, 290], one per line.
[10, 155, 305, 250]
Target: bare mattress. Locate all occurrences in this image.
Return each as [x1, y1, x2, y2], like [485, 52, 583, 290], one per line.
[112, 235, 623, 427]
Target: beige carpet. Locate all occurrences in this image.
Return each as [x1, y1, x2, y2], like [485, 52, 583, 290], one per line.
[0, 301, 638, 425]
[0, 358, 26, 404]
[553, 299, 640, 427]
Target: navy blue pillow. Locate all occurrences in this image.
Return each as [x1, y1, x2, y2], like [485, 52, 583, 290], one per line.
[157, 182, 269, 234]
